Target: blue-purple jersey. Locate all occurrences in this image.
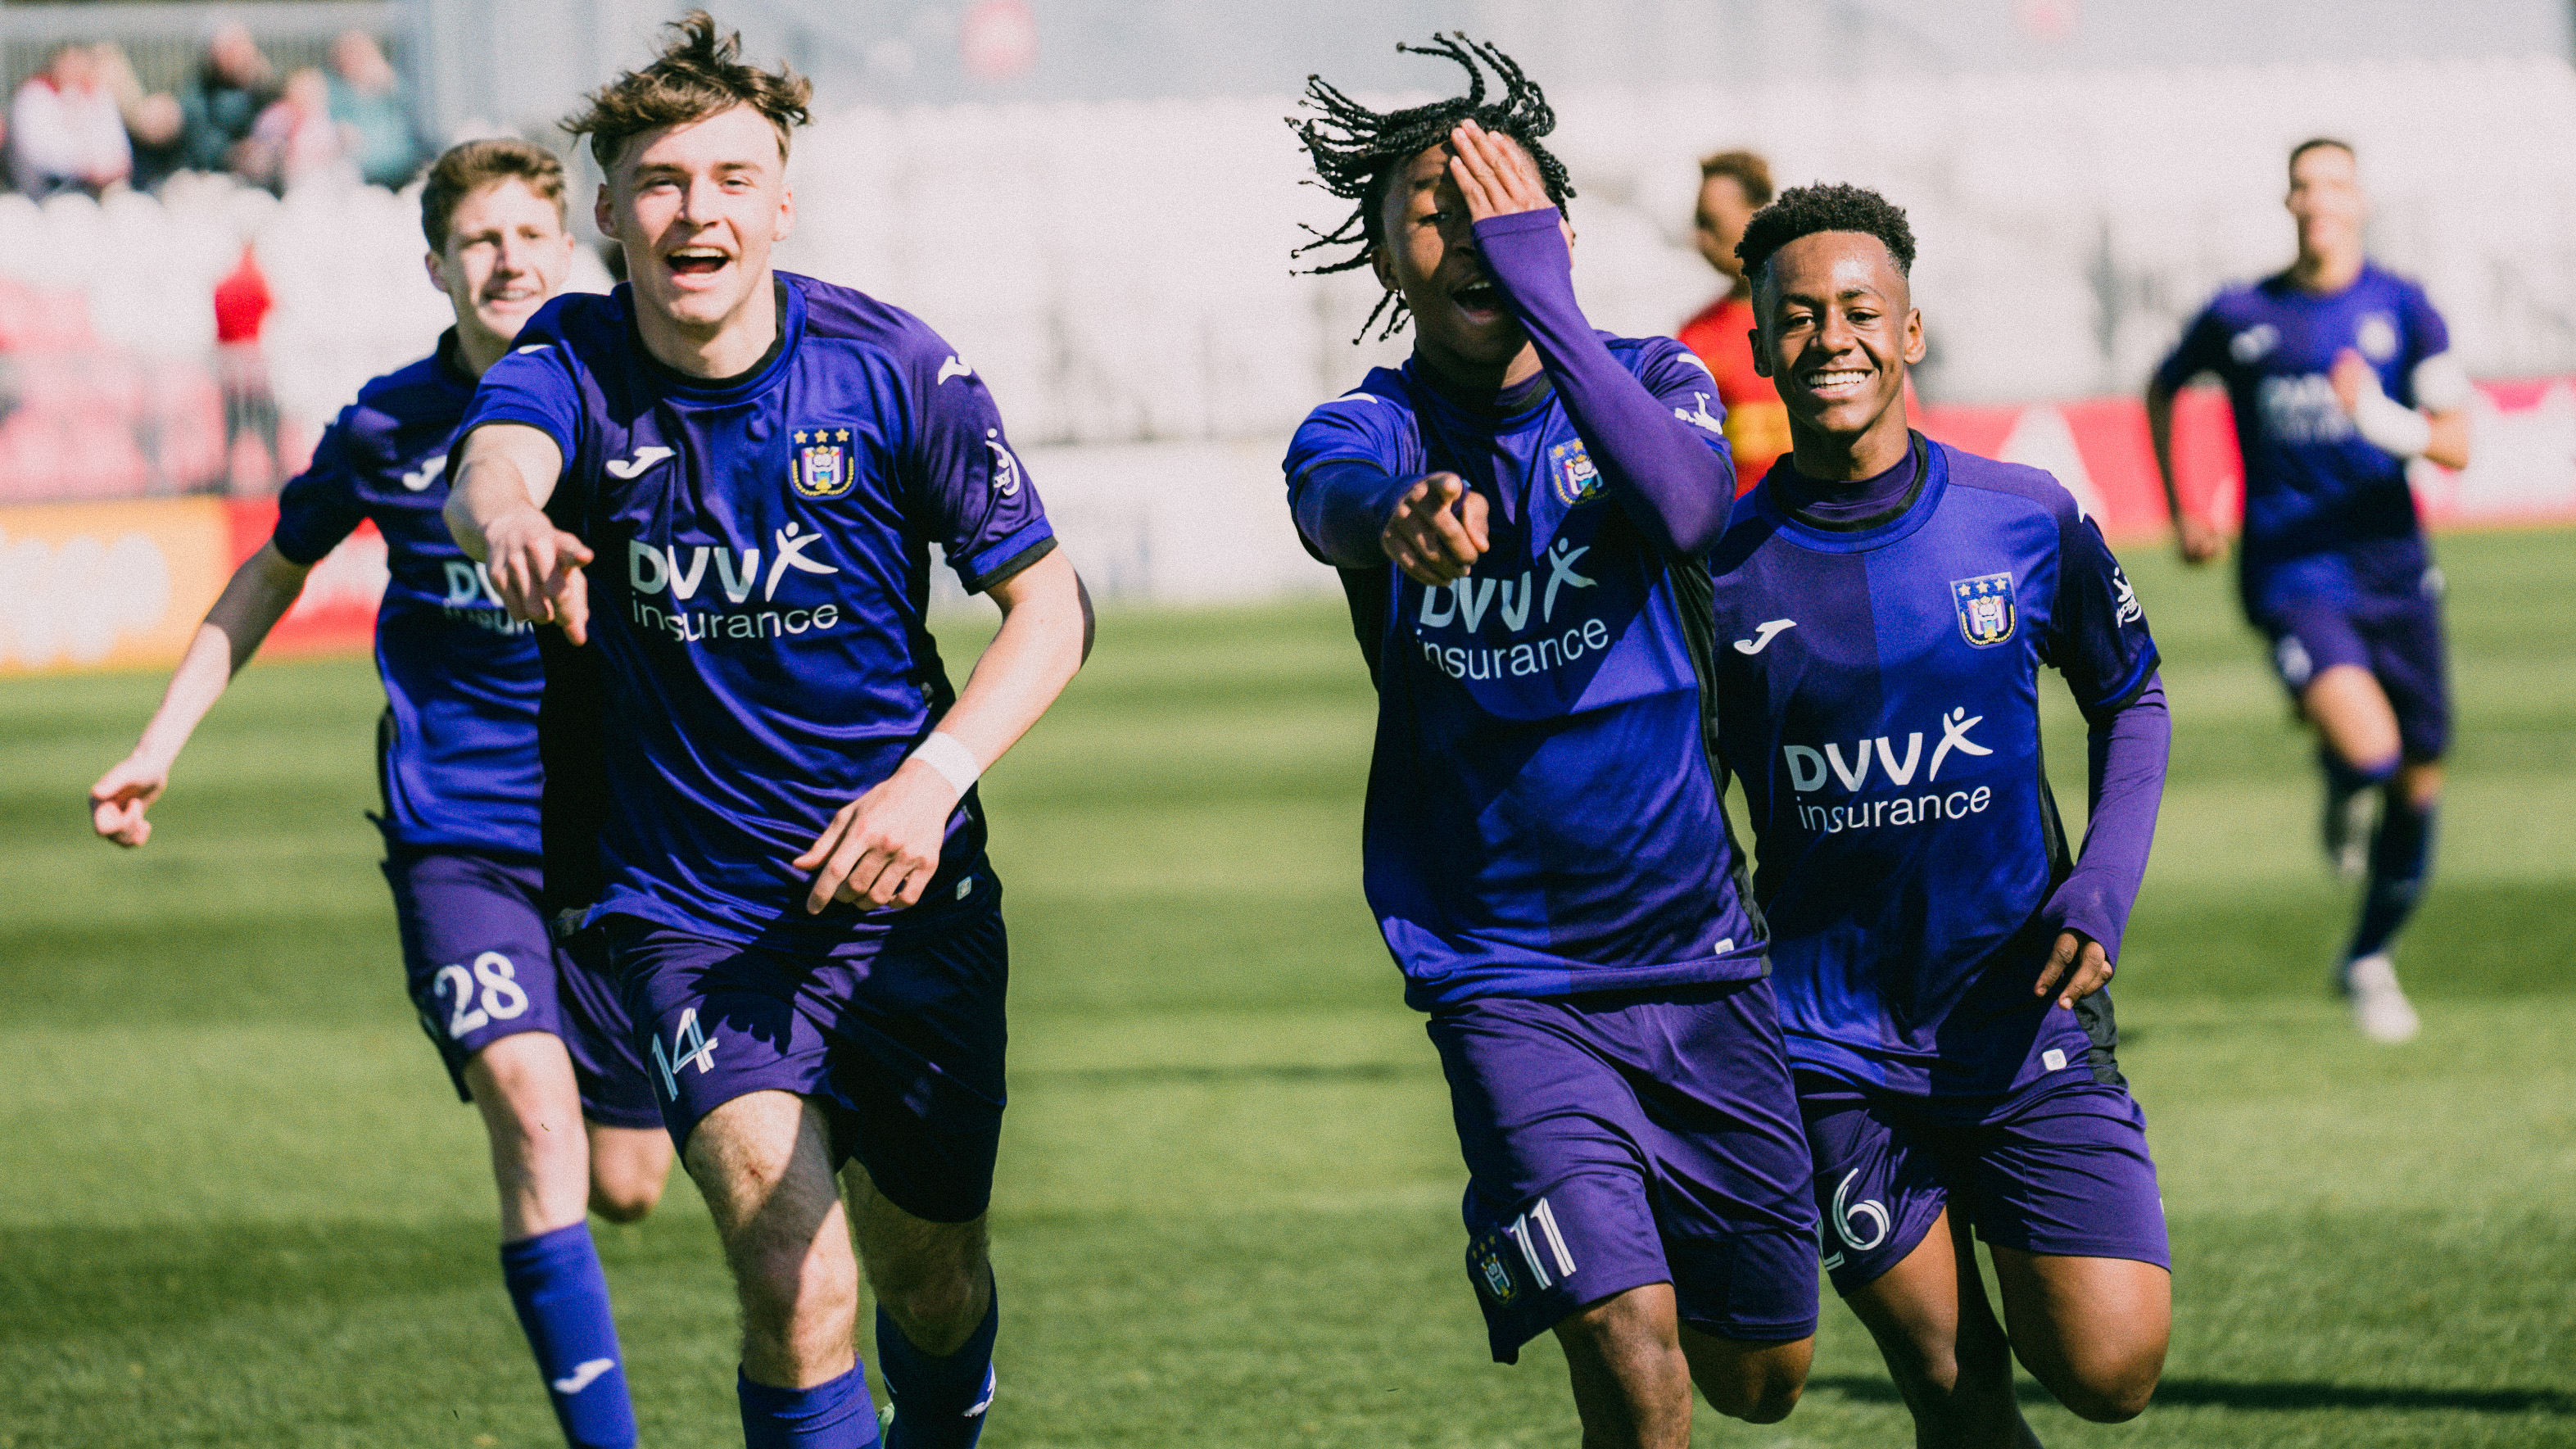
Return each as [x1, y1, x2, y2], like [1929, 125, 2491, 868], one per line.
[273, 332, 542, 860]
[2153, 262, 2450, 615]
[1708, 440, 2159, 1096]
[456, 274, 1056, 946]
[1284, 340, 1766, 1009]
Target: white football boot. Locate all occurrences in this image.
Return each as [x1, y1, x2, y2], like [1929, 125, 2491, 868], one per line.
[2342, 953, 2420, 1044]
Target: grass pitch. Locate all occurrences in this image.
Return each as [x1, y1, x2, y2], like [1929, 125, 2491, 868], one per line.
[2, 528, 2572, 1447]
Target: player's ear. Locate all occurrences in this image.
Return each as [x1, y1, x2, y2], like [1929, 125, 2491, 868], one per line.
[774, 185, 795, 244]
[1369, 243, 1396, 295]
[1902, 307, 1926, 367]
[423, 248, 446, 297]
[593, 182, 616, 240]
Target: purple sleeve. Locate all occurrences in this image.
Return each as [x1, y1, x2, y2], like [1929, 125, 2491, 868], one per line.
[2150, 304, 2229, 396]
[1283, 392, 1421, 568]
[2041, 677, 2167, 963]
[1472, 211, 1736, 555]
[270, 411, 368, 565]
[908, 351, 1053, 592]
[2044, 508, 2159, 718]
[455, 324, 584, 473]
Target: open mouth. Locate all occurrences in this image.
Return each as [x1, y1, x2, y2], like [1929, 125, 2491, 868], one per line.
[1452, 278, 1503, 318]
[667, 247, 729, 278]
[1800, 367, 1872, 400]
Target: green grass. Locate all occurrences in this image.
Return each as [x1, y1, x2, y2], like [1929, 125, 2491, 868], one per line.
[4, 528, 2574, 1447]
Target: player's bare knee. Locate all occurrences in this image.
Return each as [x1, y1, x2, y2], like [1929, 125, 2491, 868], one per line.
[589, 1177, 661, 1224]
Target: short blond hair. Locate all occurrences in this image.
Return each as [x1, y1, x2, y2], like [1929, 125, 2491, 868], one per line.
[420, 138, 567, 251]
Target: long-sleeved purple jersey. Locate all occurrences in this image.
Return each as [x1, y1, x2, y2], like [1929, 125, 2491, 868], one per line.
[1283, 215, 1764, 1010]
[1708, 439, 2166, 1097]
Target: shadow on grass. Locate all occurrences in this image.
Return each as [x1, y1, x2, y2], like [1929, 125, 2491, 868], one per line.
[1808, 1374, 2576, 1415]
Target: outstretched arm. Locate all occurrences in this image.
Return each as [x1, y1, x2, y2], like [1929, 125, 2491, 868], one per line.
[2032, 677, 2169, 1008]
[794, 549, 1092, 913]
[89, 542, 314, 846]
[1292, 459, 1491, 586]
[1449, 120, 1736, 555]
[445, 422, 591, 642]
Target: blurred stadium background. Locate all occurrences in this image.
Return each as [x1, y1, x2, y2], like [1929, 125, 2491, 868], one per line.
[2, 2, 2572, 1447]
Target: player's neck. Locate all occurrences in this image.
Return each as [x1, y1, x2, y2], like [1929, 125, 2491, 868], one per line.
[1411, 338, 1544, 401]
[2290, 246, 2364, 296]
[1783, 404, 1910, 482]
[636, 271, 781, 379]
[450, 319, 510, 379]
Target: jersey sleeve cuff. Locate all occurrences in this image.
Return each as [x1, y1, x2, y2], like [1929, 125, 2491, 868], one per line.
[2079, 646, 2162, 721]
[455, 406, 576, 477]
[954, 521, 1056, 593]
[269, 523, 337, 568]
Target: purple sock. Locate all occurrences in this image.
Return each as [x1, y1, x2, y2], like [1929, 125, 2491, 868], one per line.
[739, 1362, 881, 1449]
[879, 1288, 999, 1449]
[499, 1222, 636, 1449]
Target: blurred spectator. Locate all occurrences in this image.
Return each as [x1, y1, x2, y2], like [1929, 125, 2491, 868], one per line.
[93, 44, 185, 192]
[242, 69, 351, 193]
[327, 31, 421, 188]
[1678, 148, 1792, 490]
[11, 43, 134, 198]
[179, 22, 277, 179]
[212, 244, 278, 491]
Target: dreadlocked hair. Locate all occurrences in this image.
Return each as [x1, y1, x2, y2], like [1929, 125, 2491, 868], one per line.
[1288, 34, 1573, 342]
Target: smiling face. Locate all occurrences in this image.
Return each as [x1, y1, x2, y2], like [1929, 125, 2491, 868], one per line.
[1751, 229, 1923, 461]
[597, 103, 795, 342]
[426, 177, 575, 361]
[2287, 143, 2365, 267]
[1370, 136, 1567, 384]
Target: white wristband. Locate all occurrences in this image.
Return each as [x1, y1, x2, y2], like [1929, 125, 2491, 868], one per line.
[2349, 378, 2432, 460]
[910, 730, 983, 795]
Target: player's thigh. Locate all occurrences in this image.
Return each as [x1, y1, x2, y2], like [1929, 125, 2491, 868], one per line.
[464, 1030, 584, 1136]
[1428, 997, 1686, 1365]
[382, 848, 569, 1106]
[825, 908, 1010, 1230]
[683, 1089, 847, 1247]
[2365, 593, 2451, 768]
[1987, 1248, 2169, 1421]
[611, 916, 839, 1162]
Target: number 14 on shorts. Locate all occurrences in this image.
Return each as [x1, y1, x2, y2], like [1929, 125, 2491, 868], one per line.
[651, 1008, 719, 1101]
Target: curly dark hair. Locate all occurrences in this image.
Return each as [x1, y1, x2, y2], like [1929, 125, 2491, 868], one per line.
[1736, 183, 1917, 285]
[564, 10, 813, 172]
[1287, 34, 1573, 341]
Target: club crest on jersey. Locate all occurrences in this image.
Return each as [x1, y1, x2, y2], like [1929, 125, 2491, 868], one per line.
[790, 428, 854, 499]
[1549, 440, 1603, 508]
[1952, 573, 2017, 648]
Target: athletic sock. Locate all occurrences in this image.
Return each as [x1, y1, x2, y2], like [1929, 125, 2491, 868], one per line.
[2348, 790, 2437, 962]
[739, 1363, 881, 1449]
[499, 1222, 637, 1449]
[2321, 744, 2399, 800]
[877, 1288, 999, 1449]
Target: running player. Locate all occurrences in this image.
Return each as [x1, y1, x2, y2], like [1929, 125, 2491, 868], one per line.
[89, 139, 671, 1449]
[1677, 149, 1791, 491]
[2148, 138, 2469, 1044]
[445, 16, 1089, 1449]
[1707, 183, 2172, 1439]
[1284, 38, 1816, 1448]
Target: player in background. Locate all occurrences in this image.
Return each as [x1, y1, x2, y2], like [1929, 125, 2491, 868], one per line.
[2148, 138, 2470, 1043]
[1677, 150, 1791, 491]
[446, 16, 1089, 1449]
[1285, 38, 1817, 1448]
[1709, 183, 2172, 1442]
[89, 139, 671, 1449]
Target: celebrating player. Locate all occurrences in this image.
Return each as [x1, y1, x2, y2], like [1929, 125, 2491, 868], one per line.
[445, 15, 1089, 1449]
[2148, 138, 2469, 1044]
[89, 139, 672, 1449]
[1677, 149, 1791, 490]
[1284, 38, 1817, 1448]
[1707, 183, 2173, 1440]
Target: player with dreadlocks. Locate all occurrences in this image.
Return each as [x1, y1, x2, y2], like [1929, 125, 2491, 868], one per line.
[1283, 37, 1818, 1448]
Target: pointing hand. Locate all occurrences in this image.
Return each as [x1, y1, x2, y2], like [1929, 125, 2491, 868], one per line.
[1382, 473, 1490, 588]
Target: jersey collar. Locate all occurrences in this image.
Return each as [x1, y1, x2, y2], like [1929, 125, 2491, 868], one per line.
[1750, 431, 1947, 554]
[620, 274, 807, 405]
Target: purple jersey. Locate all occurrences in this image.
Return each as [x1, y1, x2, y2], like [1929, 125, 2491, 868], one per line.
[1283, 338, 1765, 1008]
[1709, 441, 2161, 1096]
[2153, 262, 2450, 615]
[456, 274, 1056, 946]
[273, 331, 542, 859]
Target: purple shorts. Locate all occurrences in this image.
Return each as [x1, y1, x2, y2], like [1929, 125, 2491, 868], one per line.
[607, 884, 1007, 1225]
[2261, 589, 2448, 761]
[382, 847, 659, 1130]
[1426, 980, 1821, 1364]
[1799, 1072, 2168, 1296]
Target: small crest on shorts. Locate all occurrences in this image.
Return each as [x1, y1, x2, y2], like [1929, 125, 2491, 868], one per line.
[1549, 440, 1604, 509]
[1952, 573, 2017, 648]
[1468, 1234, 1523, 1306]
[791, 428, 854, 500]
